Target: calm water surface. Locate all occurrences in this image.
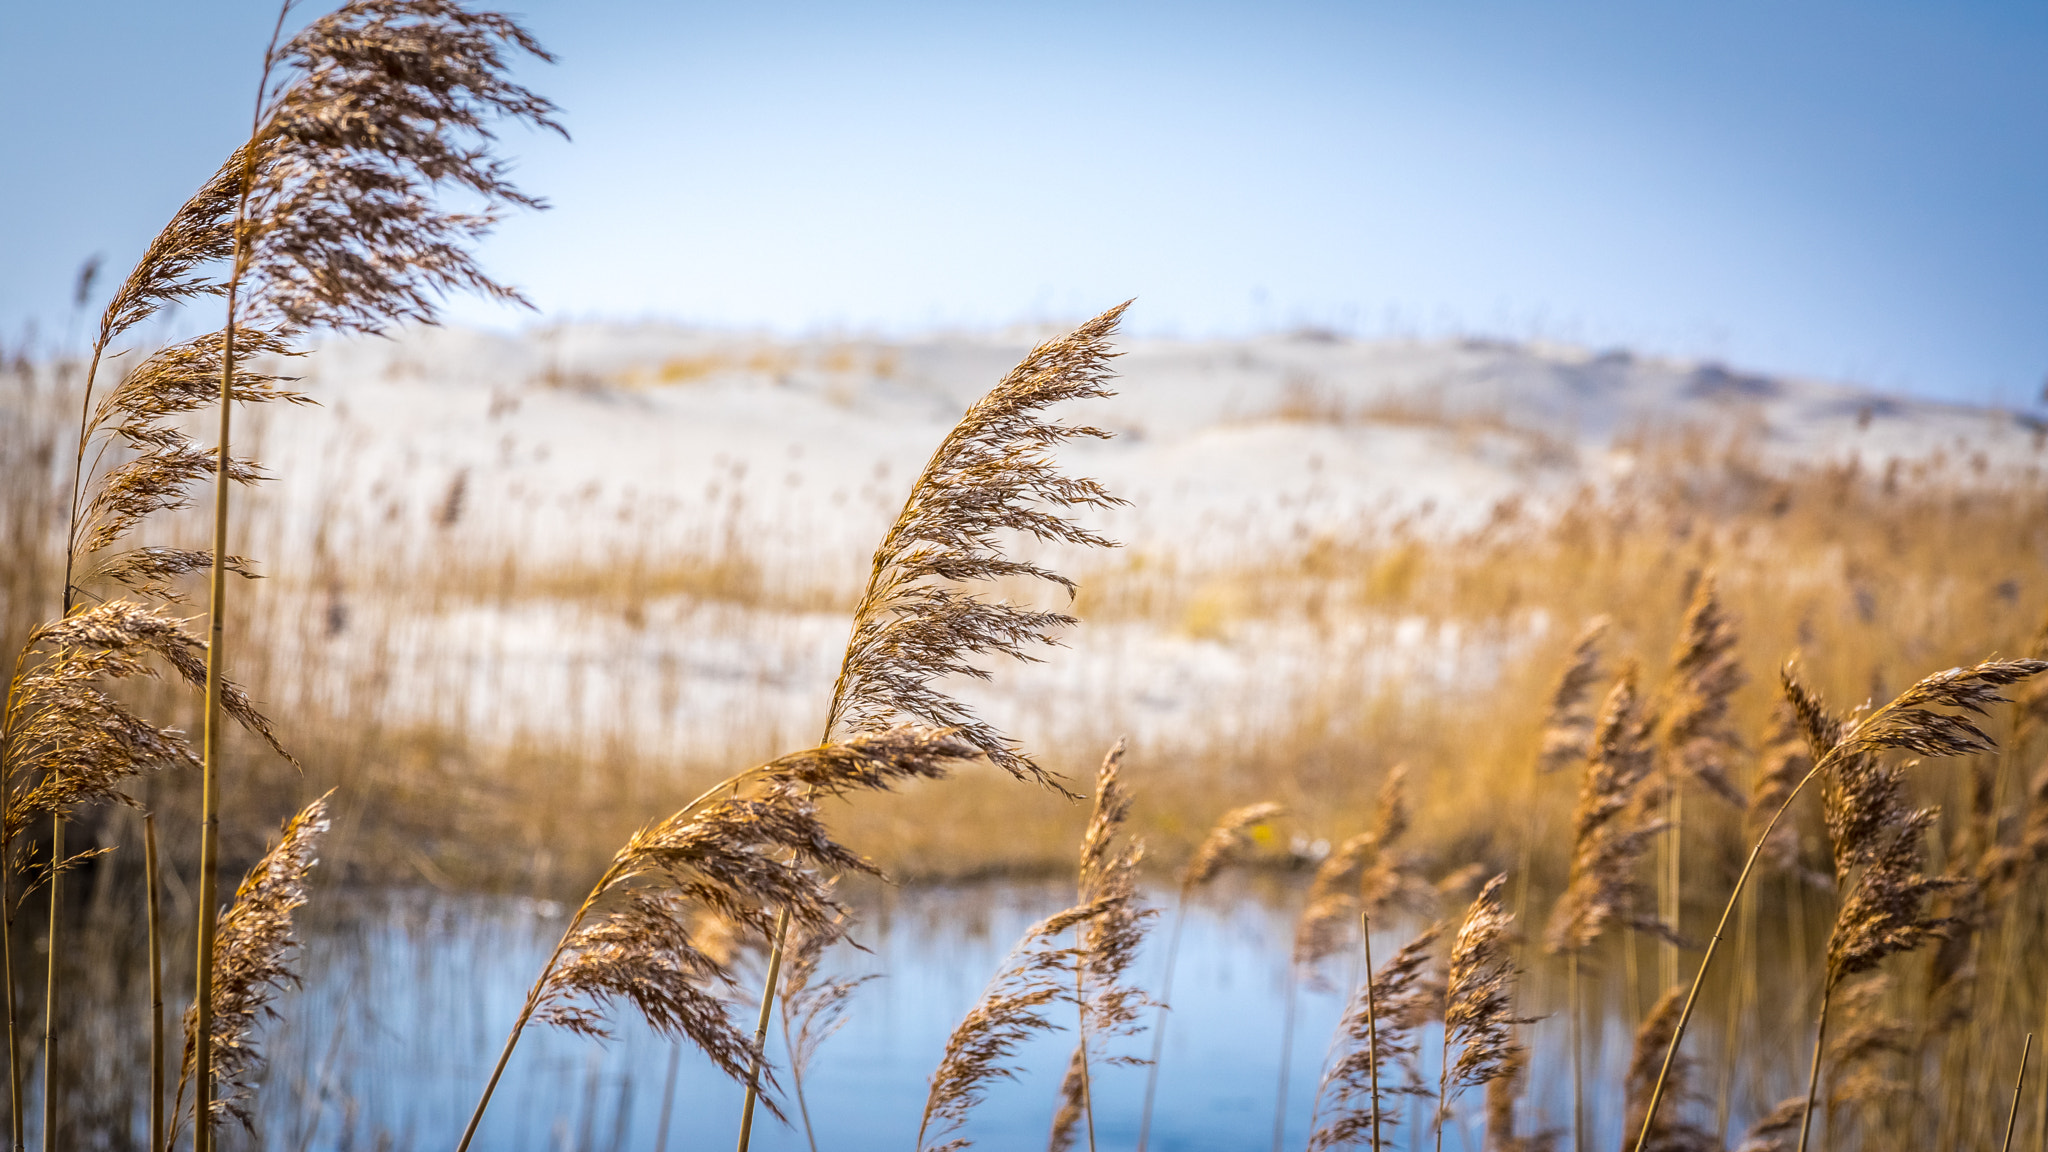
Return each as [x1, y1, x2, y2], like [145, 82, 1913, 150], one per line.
[226, 880, 1758, 1152]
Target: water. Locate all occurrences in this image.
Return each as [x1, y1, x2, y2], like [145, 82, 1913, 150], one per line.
[126, 880, 1778, 1151]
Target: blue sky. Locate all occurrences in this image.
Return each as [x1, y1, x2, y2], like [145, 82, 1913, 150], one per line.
[4, 1, 2045, 404]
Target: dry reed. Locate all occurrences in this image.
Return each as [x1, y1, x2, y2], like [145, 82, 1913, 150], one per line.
[916, 902, 1107, 1152]
[169, 790, 332, 1137]
[1436, 874, 1520, 1152]
[456, 725, 977, 1150]
[1048, 742, 1153, 1152]
[741, 302, 1134, 1148]
[1307, 923, 1442, 1151]
[1621, 988, 1717, 1152]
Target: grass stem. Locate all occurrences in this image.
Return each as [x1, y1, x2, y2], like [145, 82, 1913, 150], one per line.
[2005, 1033, 2033, 1152]
[1793, 981, 1834, 1152]
[1630, 758, 1828, 1152]
[146, 814, 163, 1152]
[735, 905, 792, 1152]
[40, 813, 60, 1151]
[1361, 915, 1381, 1152]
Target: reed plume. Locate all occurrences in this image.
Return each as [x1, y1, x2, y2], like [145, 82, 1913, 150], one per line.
[1049, 740, 1155, 1152]
[1733, 1098, 1807, 1152]
[1135, 800, 1283, 1152]
[1307, 924, 1442, 1151]
[1436, 875, 1521, 1152]
[1183, 801, 1286, 891]
[1282, 768, 1422, 1150]
[917, 902, 1107, 1152]
[1546, 664, 1668, 955]
[1653, 575, 1745, 987]
[1537, 618, 1611, 775]
[738, 303, 1134, 1148]
[1747, 700, 1814, 876]
[1299, 768, 1420, 979]
[456, 726, 976, 1150]
[169, 791, 332, 1136]
[1620, 988, 1717, 1152]
[1659, 573, 1747, 807]
[821, 303, 1131, 790]
[1630, 655, 2047, 1152]
[134, 4, 562, 1143]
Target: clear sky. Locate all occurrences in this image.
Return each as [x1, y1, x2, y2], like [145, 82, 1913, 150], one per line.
[4, 1, 2045, 404]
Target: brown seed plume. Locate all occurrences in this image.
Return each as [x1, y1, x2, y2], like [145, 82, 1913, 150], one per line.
[172, 792, 333, 1133]
[534, 727, 977, 1115]
[1, 601, 291, 845]
[1537, 617, 1610, 774]
[1619, 987, 1718, 1152]
[1048, 1046, 1090, 1152]
[1441, 876, 1520, 1100]
[1307, 924, 1444, 1152]
[1658, 572, 1747, 806]
[823, 304, 1130, 794]
[917, 901, 1107, 1152]
[235, 0, 565, 334]
[1824, 808, 1958, 991]
[1049, 741, 1156, 1151]
[1072, 742, 1153, 1045]
[1179, 801, 1284, 892]
[1546, 665, 1669, 954]
[1733, 1097, 1807, 1152]
[1297, 767, 1421, 978]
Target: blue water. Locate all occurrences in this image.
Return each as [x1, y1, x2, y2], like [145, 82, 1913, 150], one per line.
[232, 881, 1743, 1152]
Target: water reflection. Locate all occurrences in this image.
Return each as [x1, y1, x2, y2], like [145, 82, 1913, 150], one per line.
[219, 880, 1786, 1151]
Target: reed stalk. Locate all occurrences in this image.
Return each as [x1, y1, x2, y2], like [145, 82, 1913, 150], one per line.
[1074, 924, 1097, 1152]
[1352, 915, 1379, 1152]
[1632, 657, 2046, 1152]
[739, 306, 1128, 1152]
[735, 909, 789, 1152]
[2005, 1034, 2033, 1152]
[1569, 951, 1582, 1152]
[40, 813, 60, 1151]
[146, 813, 163, 1152]
[1792, 982, 1833, 1152]
[0, 812, 15, 1152]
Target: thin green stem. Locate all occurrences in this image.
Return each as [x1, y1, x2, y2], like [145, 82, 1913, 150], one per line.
[1434, 995, 1450, 1152]
[654, 1042, 682, 1152]
[0, 821, 16, 1152]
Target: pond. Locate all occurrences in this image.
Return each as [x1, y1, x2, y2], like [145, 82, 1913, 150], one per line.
[82, 879, 1794, 1151]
